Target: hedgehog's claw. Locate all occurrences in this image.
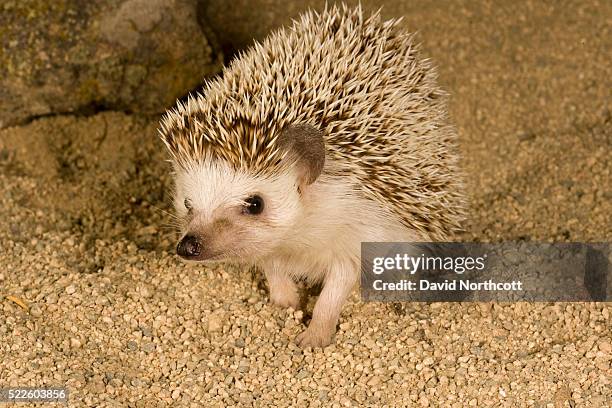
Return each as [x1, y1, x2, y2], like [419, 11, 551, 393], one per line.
[295, 326, 334, 348]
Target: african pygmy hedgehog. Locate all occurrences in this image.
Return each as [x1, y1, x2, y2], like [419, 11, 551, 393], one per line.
[159, 5, 466, 347]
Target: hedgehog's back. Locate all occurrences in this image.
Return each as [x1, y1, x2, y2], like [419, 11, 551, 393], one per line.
[162, 5, 466, 239]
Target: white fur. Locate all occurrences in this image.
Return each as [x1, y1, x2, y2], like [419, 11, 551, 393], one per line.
[175, 157, 425, 347]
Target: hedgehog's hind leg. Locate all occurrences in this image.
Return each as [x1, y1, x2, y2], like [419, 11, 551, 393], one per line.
[295, 259, 357, 348]
[262, 258, 301, 310]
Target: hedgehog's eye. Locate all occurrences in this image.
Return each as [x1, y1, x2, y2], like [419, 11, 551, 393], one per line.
[184, 198, 193, 212]
[243, 195, 264, 215]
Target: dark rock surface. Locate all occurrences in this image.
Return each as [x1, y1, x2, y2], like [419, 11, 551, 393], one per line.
[0, 0, 223, 128]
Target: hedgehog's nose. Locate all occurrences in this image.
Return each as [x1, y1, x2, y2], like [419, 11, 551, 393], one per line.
[177, 235, 202, 259]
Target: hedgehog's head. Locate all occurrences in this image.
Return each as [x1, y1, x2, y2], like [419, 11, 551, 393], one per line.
[168, 124, 325, 262]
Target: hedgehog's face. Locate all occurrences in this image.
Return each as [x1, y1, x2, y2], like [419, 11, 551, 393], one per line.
[171, 124, 325, 262]
[173, 159, 305, 262]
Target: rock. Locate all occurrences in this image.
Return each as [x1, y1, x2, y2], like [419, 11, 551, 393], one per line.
[295, 369, 310, 379]
[598, 341, 611, 353]
[517, 130, 536, 142]
[207, 311, 224, 333]
[0, 0, 223, 128]
[29, 304, 43, 317]
[140, 326, 153, 338]
[367, 376, 381, 386]
[142, 342, 156, 353]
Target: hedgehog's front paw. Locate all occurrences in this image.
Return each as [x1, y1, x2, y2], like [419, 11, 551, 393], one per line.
[295, 325, 334, 348]
[269, 290, 300, 310]
[265, 268, 300, 310]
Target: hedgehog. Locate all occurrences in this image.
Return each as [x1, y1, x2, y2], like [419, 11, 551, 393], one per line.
[158, 4, 466, 347]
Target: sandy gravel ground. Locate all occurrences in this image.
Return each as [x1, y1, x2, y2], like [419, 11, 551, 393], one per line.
[1, 1, 610, 407]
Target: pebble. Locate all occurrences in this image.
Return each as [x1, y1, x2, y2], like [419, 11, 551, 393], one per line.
[597, 341, 611, 353]
[142, 343, 155, 353]
[367, 376, 381, 386]
[29, 304, 43, 317]
[517, 130, 536, 142]
[207, 313, 223, 333]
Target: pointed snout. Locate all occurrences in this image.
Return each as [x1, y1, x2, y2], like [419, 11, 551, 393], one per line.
[177, 234, 203, 259]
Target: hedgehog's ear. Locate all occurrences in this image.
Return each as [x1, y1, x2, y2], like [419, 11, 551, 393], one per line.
[277, 124, 325, 186]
